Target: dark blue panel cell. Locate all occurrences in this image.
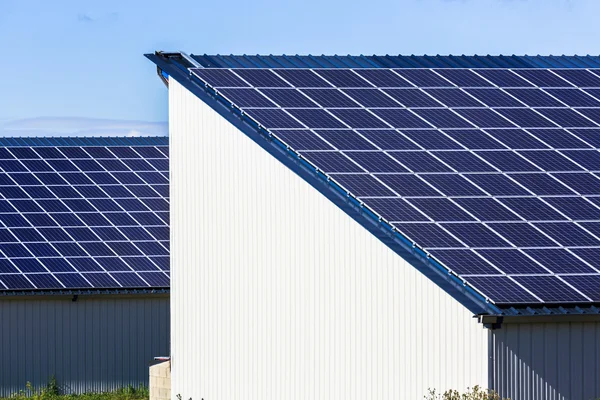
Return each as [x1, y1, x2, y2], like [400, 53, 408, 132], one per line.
[435, 69, 494, 87]
[101, 186, 133, 198]
[244, 109, 304, 129]
[146, 226, 169, 241]
[412, 109, 475, 129]
[63, 199, 95, 212]
[419, 174, 487, 196]
[13, 259, 46, 273]
[110, 272, 148, 287]
[366, 198, 428, 222]
[138, 172, 168, 184]
[64, 227, 99, 241]
[328, 174, 395, 196]
[463, 89, 524, 107]
[583, 89, 600, 102]
[383, 89, 442, 108]
[98, 159, 129, 171]
[122, 159, 154, 171]
[75, 186, 108, 199]
[157, 146, 168, 156]
[536, 108, 598, 128]
[0, 213, 31, 227]
[495, 108, 557, 128]
[131, 212, 164, 226]
[552, 172, 600, 195]
[428, 249, 499, 275]
[25, 243, 60, 257]
[476, 151, 541, 172]
[509, 173, 576, 195]
[285, 109, 344, 129]
[33, 173, 67, 185]
[115, 198, 149, 211]
[517, 150, 584, 172]
[441, 222, 510, 247]
[133, 147, 166, 159]
[573, 223, 600, 241]
[80, 242, 115, 257]
[0, 149, 15, 159]
[527, 129, 591, 149]
[299, 89, 359, 107]
[392, 222, 465, 248]
[95, 257, 131, 272]
[135, 242, 169, 256]
[300, 151, 363, 173]
[388, 151, 452, 172]
[358, 130, 421, 150]
[67, 258, 103, 272]
[328, 109, 389, 129]
[514, 70, 574, 88]
[271, 69, 332, 88]
[0, 160, 26, 172]
[0, 200, 15, 212]
[92, 227, 127, 241]
[120, 227, 153, 241]
[107, 242, 142, 256]
[571, 108, 600, 125]
[55, 273, 91, 288]
[485, 222, 557, 247]
[0, 259, 18, 273]
[454, 109, 516, 128]
[499, 197, 566, 221]
[423, 88, 483, 107]
[344, 151, 408, 172]
[130, 186, 162, 198]
[54, 242, 88, 257]
[1, 243, 32, 258]
[400, 130, 463, 150]
[514, 276, 587, 303]
[38, 228, 72, 242]
[485, 129, 549, 149]
[503, 89, 564, 107]
[407, 198, 475, 221]
[0, 174, 14, 185]
[544, 197, 600, 220]
[47, 159, 78, 172]
[84, 147, 115, 158]
[11, 228, 43, 242]
[34, 147, 65, 159]
[89, 199, 121, 212]
[22, 160, 53, 172]
[218, 88, 277, 107]
[314, 69, 373, 88]
[9, 173, 40, 186]
[23, 213, 57, 228]
[552, 69, 600, 87]
[22, 186, 55, 199]
[0, 186, 28, 199]
[0, 274, 35, 289]
[60, 173, 93, 185]
[431, 151, 496, 172]
[109, 147, 139, 158]
[50, 185, 82, 199]
[342, 89, 401, 107]
[393, 70, 454, 87]
[563, 275, 600, 302]
[260, 89, 318, 107]
[476, 249, 548, 274]
[152, 185, 169, 198]
[104, 212, 138, 226]
[39, 258, 75, 273]
[534, 222, 600, 246]
[270, 130, 334, 151]
[9, 147, 39, 159]
[560, 150, 600, 170]
[453, 198, 521, 221]
[524, 248, 595, 274]
[354, 69, 413, 87]
[138, 272, 169, 287]
[375, 174, 441, 196]
[190, 68, 250, 87]
[150, 256, 169, 271]
[87, 172, 119, 185]
[77, 213, 110, 226]
[11, 200, 43, 213]
[570, 248, 600, 268]
[475, 70, 535, 87]
[82, 273, 119, 288]
[569, 129, 600, 147]
[545, 89, 600, 107]
[26, 274, 63, 289]
[112, 172, 145, 185]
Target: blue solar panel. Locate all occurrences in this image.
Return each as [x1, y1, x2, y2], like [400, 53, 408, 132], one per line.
[194, 68, 600, 304]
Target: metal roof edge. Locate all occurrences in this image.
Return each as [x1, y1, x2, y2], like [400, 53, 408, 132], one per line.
[0, 287, 170, 297]
[0, 136, 169, 147]
[150, 53, 500, 316]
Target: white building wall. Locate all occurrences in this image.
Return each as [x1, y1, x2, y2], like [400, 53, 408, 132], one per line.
[169, 78, 487, 400]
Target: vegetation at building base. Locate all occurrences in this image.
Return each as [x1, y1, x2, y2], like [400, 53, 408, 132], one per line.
[425, 386, 509, 400]
[3, 377, 149, 400]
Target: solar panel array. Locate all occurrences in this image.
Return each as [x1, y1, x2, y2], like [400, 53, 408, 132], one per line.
[0, 143, 169, 291]
[192, 67, 600, 305]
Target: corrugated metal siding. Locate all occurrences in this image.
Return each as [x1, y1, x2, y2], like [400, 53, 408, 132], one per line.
[491, 322, 600, 400]
[169, 78, 487, 400]
[0, 295, 169, 396]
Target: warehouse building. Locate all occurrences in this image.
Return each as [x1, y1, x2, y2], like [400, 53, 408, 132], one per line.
[0, 136, 170, 396]
[149, 52, 600, 400]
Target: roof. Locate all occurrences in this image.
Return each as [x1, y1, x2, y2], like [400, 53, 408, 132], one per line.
[0, 136, 170, 296]
[148, 51, 600, 316]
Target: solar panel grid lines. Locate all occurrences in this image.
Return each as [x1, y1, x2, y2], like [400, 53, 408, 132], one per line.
[0, 144, 170, 291]
[190, 66, 600, 304]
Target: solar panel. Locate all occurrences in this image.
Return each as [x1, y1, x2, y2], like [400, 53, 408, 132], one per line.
[0, 140, 170, 291]
[192, 67, 600, 304]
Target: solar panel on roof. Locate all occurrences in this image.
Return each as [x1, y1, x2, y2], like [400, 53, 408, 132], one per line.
[0, 140, 170, 292]
[193, 67, 600, 304]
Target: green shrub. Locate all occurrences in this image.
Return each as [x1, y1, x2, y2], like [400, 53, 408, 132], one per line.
[425, 386, 509, 400]
[3, 378, 149, 400]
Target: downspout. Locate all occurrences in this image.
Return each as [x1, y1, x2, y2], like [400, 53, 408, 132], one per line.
[487, 328, 494, 392]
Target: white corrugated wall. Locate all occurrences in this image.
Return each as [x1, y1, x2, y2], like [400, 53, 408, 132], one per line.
[169, 78, 487, 400]
[0, 294, 169, 396]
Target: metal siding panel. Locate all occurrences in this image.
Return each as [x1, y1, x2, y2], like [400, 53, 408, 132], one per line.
[0, 296, 169, 396]
[169, 78, 488, 400]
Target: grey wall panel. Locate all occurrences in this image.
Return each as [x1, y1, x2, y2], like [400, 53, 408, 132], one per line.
[491, 322, 600, 400]
[0, 295, 169, 396]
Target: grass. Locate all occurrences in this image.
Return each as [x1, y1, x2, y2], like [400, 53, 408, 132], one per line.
[2, 378, 149, 400]
[425, 386, 509, 400]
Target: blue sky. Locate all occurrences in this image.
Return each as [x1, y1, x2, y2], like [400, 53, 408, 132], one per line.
[0, 0, 599, 135]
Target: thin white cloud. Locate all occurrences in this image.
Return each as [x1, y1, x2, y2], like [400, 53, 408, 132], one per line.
[0, 117, 168, 138]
